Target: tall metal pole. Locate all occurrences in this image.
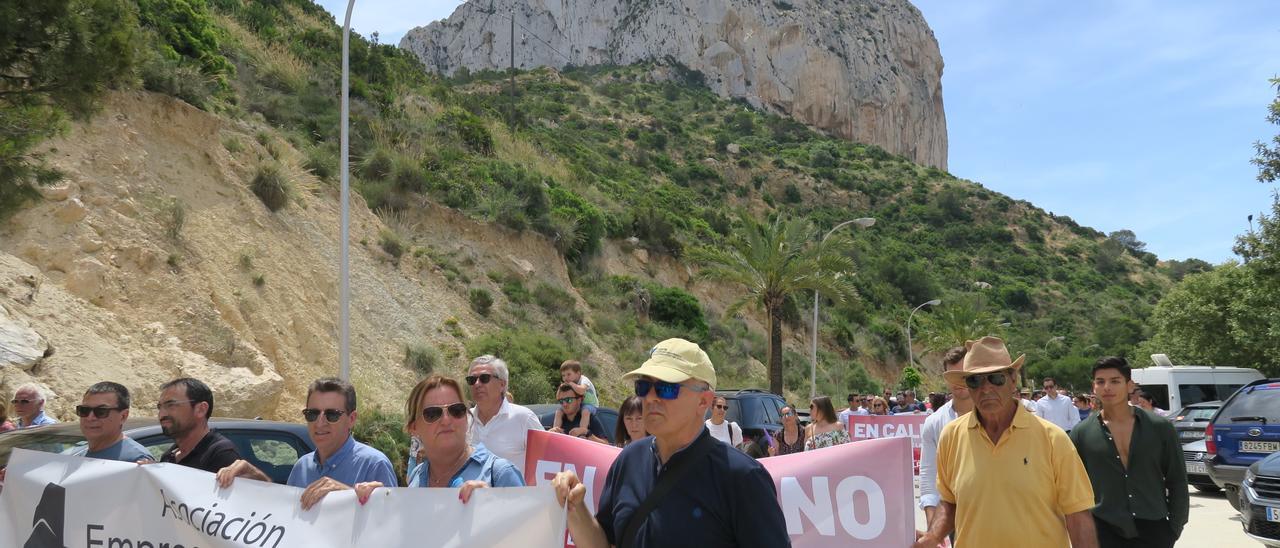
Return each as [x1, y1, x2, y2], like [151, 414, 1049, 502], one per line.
[509, 10, 516, 128]
[810, 217, 875, 399]
[810, 290, 819, 399]
[339, 0, 356, 382]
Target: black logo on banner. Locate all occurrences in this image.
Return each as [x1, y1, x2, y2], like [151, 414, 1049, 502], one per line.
[25, 483, 65, 548]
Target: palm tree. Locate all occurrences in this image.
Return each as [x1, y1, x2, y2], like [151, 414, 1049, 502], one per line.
[691, 215, 857, 395]
[918, 296, 1006, 361]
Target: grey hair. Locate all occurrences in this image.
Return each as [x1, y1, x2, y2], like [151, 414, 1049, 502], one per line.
[15, 383, 46, 402]
[470, 355, 509, 382]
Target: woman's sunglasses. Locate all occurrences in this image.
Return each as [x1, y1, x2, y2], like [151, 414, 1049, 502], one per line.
[302, 408, 347, 423]
[634, 379, 708, 400]
[964, 372, 1010, 389]
[714, 404, 729, 411]
[75, 405, 123, 418]
[421, 402, 469, 423]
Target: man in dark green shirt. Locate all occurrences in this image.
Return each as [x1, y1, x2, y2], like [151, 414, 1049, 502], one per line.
[1070, 357, 1188, 548]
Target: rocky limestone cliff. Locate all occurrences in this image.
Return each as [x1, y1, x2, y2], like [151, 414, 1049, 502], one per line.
[400, 0, 948, 169]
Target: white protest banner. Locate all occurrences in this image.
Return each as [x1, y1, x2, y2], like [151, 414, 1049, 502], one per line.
[525, 430, 915, 547]
[0, 448, 565, 548]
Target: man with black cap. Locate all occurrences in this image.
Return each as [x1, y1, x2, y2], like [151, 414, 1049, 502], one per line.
[553, 338, 789, 547]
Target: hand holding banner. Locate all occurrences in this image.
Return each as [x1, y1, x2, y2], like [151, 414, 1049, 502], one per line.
[0, 448, 565, 548]
[524, 430, 915, 547]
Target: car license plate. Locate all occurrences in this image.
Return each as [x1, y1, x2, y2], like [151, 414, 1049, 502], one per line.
[1241, 441, 1280, 453]
[1186, 461, 1206, 474]
[1268, 507, 1280, 523]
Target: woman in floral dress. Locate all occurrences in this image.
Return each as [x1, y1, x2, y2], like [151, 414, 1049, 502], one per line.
[805, 396, 850, 451]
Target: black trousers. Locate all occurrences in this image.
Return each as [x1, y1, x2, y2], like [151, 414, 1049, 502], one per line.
[1095, 516, 1175, 548]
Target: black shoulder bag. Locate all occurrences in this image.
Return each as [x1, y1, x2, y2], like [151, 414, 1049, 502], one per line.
[618, 433, 718, 548]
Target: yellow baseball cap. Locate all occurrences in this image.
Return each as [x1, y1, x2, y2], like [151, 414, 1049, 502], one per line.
[623, 338, 717, 390]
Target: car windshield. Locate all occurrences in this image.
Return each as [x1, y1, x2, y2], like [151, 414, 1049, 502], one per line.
[1221, 383, 1280, 423]
[0, 430, 88, 464]
[1178, 407, 1218, 421]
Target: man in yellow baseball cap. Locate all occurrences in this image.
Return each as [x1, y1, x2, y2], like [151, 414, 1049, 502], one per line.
[553, 338, 790, 548]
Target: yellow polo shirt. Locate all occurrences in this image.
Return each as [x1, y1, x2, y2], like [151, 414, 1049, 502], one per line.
[937, 403, 1095, 547]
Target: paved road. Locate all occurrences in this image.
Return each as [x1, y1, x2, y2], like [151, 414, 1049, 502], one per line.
[1182, 489, 1257, 547]
[911, 484, 1262, 546]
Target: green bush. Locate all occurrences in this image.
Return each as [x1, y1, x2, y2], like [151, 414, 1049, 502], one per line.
[438, 106, 493, 155]
[303, 143, 336, 182]
[358, 148, 395, 181]
[136, 0, 233, 82]
[403, 342, 438, 376]
[139, 49, 216, 109]
[502, 279, 531, 304]
[533, 283, 579, 321]
[469, 288, 494, 316]
[648, 285, 708, 341]
[783, 183, 802, 203]
[353, 408, 409, 485]
[250, 163, 291, 211]
[379, 230, 405, 259]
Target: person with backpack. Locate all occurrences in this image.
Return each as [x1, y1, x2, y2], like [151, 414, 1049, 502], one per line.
[705, 395, 742, 447]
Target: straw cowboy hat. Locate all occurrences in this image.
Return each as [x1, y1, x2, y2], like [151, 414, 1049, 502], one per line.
[943, 336, 1025, 386]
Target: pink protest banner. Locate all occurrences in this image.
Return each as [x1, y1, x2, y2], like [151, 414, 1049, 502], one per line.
[525, 430, 915, 548]
[847, 413, 928, 475]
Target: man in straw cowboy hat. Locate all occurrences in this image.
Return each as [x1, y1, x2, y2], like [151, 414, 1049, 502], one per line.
[914, 336, 1098, 548]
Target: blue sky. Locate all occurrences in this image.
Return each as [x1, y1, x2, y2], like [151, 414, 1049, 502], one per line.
[317, 0, 1279, 262]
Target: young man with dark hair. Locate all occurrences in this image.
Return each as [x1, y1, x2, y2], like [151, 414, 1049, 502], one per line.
[1069, 357, 1188, 548]
[217, 378, 397, 510]
[157, 377, 240, 473]
[73, 382, 153, 462]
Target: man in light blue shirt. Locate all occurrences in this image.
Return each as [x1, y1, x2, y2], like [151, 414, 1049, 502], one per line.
[12, 384, 58, 428]
[217, 378, 396, 510]
[71, 382, 154, 463]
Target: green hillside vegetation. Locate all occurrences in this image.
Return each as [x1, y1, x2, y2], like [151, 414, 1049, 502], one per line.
[4, 0, 1188, 402]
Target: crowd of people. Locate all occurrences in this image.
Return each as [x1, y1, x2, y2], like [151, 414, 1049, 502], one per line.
[1, 335, 1190, 548]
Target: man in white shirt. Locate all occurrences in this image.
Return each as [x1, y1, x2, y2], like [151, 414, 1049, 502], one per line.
[919, 347, 970, 529]
[837, 394, 869, 425]
[1034, 377, 1081, 432]
[465, 355, 544, 475]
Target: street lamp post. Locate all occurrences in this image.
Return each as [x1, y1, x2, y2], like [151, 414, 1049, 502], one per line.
[339, 0, 356, 381]
[906, 299, 941, 370]
[810, 218, 875, 399]
[1028, 335, 1066, 387]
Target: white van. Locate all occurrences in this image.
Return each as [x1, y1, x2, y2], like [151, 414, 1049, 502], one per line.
[1130, 354, 1264, 412]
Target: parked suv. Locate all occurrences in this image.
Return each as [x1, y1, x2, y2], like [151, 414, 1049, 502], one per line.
[0, 418, 313, 485]
[1206, 379, 1280, 510]
[705, 389, 788, 436]
[1172, 400, 1221, 443]
[1240, 450, 1280, 546]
